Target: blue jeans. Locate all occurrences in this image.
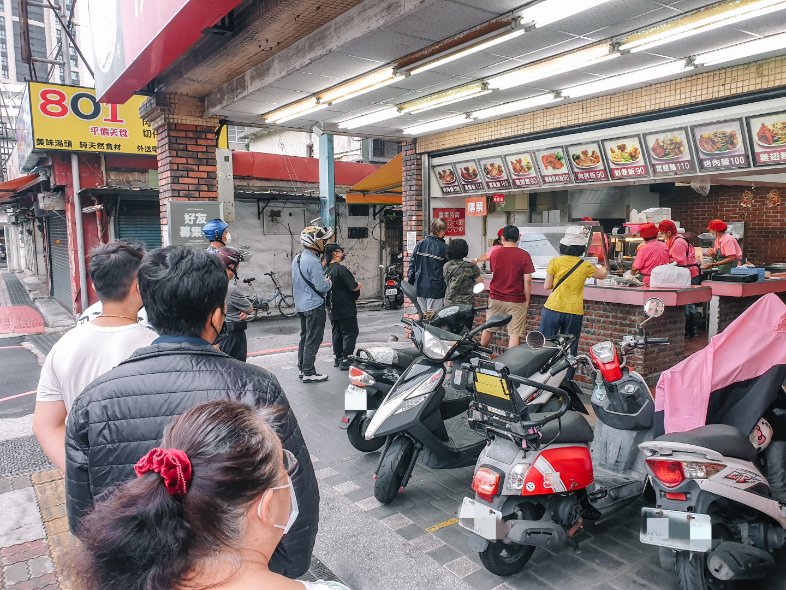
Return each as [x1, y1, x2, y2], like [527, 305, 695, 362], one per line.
[539, 308, 583, 379]
[298, 305, 326, 375]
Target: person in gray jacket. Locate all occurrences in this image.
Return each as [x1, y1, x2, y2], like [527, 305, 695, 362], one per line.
[65, 246, 318, 579]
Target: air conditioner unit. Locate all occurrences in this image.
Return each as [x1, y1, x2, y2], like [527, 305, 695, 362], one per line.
[37, 192, 65, 211]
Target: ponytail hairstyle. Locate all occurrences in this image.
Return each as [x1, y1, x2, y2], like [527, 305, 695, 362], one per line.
[69, 401, 283, 590]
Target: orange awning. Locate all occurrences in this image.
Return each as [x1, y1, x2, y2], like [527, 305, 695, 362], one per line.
[346, 153, 402, 205]
[0, 173, 42, 204]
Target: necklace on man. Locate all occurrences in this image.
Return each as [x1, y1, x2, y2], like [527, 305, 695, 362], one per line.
[97, 313, 138, 322]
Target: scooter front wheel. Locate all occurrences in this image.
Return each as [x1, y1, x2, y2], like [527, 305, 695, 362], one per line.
[374, 436, 414, 504]
[479, 505, 538, 576]
[347, 416, 385, 453]
[676, 551, 731, 590]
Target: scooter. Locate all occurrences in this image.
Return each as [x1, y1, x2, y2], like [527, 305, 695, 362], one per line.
[364, 281, 511, 504]
[458, 298, 668, 576]
[381, 254, 404, 310]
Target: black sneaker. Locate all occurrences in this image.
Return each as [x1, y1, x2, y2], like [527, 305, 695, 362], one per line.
[299, 371, 303, 380]
[333, 357, 341, 367]
[302, 373, 328, 383]
[338, 360, 351, 371]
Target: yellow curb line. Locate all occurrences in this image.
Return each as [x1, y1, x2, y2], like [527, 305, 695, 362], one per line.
[426, 517, 458, 533]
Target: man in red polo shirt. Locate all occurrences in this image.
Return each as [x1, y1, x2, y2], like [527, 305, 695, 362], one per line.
[480, 225, 535, 348]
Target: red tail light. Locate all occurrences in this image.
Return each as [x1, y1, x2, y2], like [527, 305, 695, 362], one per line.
[646, 459, 685, 488]
[349, 366, 375, 387]
[385, 280, 397, 286]
[472, 467, 501, 502]
[665, 492, 688, 501]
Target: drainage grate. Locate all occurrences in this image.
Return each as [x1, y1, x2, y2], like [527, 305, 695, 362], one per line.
[301, 555, 344, 584]
[0, 436, 54, 477]
[2, 273, 34, 306]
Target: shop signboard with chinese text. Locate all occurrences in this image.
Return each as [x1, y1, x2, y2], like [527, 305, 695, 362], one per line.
[747, 112, 786, 167]
[566, 142, 608, 183]
[434, 208, 465, 235]
[603, 136, 650, 180]
[534, 148, 572, 185]
[691, 119, 749, 171]
[167, 201, 223, 248]
[503, 152, 540, 188]
[455, 160, 484, 192]
[478, 156, 511, 190]
[643, 127, 696, 176]
[434, 163, 462, 195]
[465, 196, 487, 217]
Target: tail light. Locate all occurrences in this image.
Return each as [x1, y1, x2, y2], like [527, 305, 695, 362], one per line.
[646, 459, 685, 488]
[385, 280, 397, 287]
[349, 366, 375, 387]
[472, 467, 501, 502]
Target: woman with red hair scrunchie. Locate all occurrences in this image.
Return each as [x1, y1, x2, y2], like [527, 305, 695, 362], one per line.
[704, 219, 742, 274]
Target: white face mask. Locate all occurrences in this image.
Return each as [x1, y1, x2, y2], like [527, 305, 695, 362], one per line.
[224, 232, 232, 245]
[258, 476, 299, 534]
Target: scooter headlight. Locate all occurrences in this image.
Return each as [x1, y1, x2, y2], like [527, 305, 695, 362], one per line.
[403, 369, 443, 400]
[422, 328, 459, 361]
[506, 463, 528, 491]
[591, 341, 615, 363]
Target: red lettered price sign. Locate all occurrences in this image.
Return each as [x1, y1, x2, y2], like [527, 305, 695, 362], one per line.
[434, 208, 465, 236]
[28, 81, 158, 155]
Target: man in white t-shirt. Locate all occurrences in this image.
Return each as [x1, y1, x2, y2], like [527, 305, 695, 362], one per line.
[33, 240, 156, 471]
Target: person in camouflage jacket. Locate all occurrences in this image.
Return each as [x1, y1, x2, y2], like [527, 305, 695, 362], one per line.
[442, 238, 482, 306]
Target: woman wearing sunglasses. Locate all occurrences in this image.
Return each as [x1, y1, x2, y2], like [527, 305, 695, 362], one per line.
[70, 400, 349, 590]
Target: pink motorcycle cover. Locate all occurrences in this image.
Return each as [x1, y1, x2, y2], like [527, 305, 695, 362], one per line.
[656, 293, 786, 434]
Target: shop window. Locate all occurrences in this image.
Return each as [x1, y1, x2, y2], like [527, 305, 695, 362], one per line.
[348, 204, 369, 216]
[371, 139, 401, 160]
[348, 227, 368, 239]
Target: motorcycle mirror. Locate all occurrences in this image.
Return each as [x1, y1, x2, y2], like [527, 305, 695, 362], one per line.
[643, 298, 665, 319]
[469, 314, 511, 337]
[472, 282, 485, 295]
[401, 280, 423, 318]
[525, 331, 546, 349]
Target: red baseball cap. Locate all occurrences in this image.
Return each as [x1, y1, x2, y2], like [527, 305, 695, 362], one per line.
[658, 220, 678, 235]
[708, 219, 728, 232]
[639, 223, 659, 239]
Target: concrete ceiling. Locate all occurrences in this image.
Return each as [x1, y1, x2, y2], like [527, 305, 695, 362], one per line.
[192, 0, 786, 138]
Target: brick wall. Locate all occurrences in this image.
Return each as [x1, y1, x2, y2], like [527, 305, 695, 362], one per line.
[717, 293, 786, 333]
[402, 140, 423, 280]
[661, 185, 786, 265]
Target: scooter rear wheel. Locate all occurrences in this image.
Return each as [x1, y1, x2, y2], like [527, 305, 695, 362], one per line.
[676, 551, 732, 590]
[374, 436, 414, 504]
[479, 506, 537, 576]
[347, 416, 385, 453]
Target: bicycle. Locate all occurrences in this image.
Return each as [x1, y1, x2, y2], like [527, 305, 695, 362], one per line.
[241, 271, 297, 320]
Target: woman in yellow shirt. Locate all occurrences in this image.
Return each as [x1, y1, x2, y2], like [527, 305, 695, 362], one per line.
[540, 226, 608, 378]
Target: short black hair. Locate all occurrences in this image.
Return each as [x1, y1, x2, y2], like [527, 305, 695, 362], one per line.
[88, 240, 145, 302]
[138, 246, 228, 337]
[502, 225, 519, 242]
[560, 244, 586, 257]
[447, 238, 469, 261]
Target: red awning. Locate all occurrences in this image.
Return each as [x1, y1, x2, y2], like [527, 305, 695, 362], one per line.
[232, 152, 379, 186]
[0, 173, 41, 203]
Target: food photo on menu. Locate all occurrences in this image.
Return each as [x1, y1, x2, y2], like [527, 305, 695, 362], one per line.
[504, 152, 541, 187]
[643, 127, 696, 176]
[454, 160, 485, 191]
[690, 119, 749, 170]
[602, 136, 649, 179]
[478, 156, 512, 189]
[748, 111, 786, 166]
[565, 142, 608, 182]
[534, 147, 572, 185]
[434, 164, 462, 194]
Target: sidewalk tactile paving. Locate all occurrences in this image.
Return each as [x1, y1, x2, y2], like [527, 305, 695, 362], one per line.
[1, 274, 34, 307]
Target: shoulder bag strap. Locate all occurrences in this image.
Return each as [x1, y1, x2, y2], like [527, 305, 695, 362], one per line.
[296, 254, 326, 301]
[552, 259, 586, 293]
[443, 260, 469, 286]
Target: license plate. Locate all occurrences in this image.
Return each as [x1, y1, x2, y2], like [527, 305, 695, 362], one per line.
[344, 385, 368, 411]
[640, 508, 712, 552]
[385, 288, 398, 296]
[458, 497, 505, 540]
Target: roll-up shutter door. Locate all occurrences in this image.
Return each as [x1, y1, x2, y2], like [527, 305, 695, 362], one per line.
[117, 199, 161, 249]
[47, 216, 72, 310]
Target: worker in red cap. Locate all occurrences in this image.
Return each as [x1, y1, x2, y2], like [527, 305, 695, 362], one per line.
[631, 223, 669, 286]
[704, 219, 742, 274]
[473, 227, 504, 269]
[658, 220, 700, 283]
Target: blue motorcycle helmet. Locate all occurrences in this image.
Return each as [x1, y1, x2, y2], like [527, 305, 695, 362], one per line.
[202, 218, 229, 243]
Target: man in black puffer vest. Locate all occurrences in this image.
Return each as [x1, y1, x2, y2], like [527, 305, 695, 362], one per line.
[65, 246, 318, 579]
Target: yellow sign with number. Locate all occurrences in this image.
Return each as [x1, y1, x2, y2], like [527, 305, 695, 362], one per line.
[474, 372, 510, 400]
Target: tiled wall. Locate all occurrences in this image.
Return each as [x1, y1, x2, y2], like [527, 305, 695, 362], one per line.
[402, 141, 422, 279]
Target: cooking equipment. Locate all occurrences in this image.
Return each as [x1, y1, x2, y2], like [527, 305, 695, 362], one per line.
[711, 273, 759, 283]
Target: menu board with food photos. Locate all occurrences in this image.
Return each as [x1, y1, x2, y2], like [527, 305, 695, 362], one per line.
[747, 111, 786, 167]
[691, 119, 749, 171]
[534, 147, 572, 185]
[644, 128, 696, 176]
[478, 156, 512, 190]
[603, 136, 649, 179]
[565, 142, 608, 183]
[434, 164, 462, 195]
[455, 160, 485, 192]
[504, 152, 541, 188]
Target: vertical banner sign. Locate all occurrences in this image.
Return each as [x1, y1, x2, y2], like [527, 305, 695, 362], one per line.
[478, 156, 511, 190]
[433, 163, 462, 195]
[465, 196, 487, 217]
[747, 112, 786, 167]
[534, 147, 572, 186]
[504, 152, 541, 188]
[406, 231, 418, 253]
[603, 136, 650, 179]
[643, 128, 696, 176]
[455, 160, 484, 192]
[433, 208, 465, 236]
[565, 142, 608, 183]
[691, 119, 749, 171]
[167, 201, 223, 248]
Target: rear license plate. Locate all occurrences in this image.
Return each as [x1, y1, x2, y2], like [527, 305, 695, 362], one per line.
[385, 288, 398, 296]
[640, 508, 712, 552]
[344, 385, 367, 411]
[459, 497, 505, 540]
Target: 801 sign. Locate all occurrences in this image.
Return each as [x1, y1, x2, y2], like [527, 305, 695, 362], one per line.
[38, 88, 125, 124]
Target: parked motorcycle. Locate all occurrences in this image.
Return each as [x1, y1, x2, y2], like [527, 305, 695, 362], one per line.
[363, 281, 510, 504]
[458, 298, 668, 576]
[381, 253, 404, 310]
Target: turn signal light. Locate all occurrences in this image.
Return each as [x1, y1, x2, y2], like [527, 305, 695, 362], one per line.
[472, 467, 501, 502]
[646, 459, 685, 488]
[349, 366, 375, 387]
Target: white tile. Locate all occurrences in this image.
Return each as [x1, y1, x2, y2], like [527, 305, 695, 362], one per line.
[355, 496, 384, 511]
[0, 488, 45, 546]
[333, 481, 361, 495]
[443, 556, 481, 578]
[410, 533, 445, 552]
[380, 513, 414, 530]
[314, 467, 339, 481]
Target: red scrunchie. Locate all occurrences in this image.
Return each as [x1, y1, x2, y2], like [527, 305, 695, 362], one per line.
[134, 448, 192, 497]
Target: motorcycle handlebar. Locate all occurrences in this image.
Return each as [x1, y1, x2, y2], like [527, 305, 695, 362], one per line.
[646, 337, 670, 344]
[549, 359, 571, 376]
[475, 345, 493, 354]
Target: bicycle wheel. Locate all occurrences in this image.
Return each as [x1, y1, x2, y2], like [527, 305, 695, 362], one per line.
[278, 295, 297, 318]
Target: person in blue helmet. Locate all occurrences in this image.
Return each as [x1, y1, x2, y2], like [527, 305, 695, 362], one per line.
[202, 218, 230, 253]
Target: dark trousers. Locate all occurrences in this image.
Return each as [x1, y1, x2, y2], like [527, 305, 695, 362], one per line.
[331, 315, 359, 360]
[298, 305, 326, 375]
[539, 308, 584, 379]
[218, 327, 247, 362]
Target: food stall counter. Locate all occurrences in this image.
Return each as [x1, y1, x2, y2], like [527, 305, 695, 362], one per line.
[704, 278, 786, 298]
[704, 278, 786, 336]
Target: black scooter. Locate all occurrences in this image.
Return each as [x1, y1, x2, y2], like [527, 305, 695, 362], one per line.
[382, 254, 404, 310]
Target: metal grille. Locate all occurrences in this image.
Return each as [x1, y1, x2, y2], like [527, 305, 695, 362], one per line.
[47, 215, 72, 311]
[117, 199, 162, 250]
[384, 209, 403, 265]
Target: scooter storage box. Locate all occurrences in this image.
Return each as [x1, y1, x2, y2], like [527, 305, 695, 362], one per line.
[712, 273, 759, 283]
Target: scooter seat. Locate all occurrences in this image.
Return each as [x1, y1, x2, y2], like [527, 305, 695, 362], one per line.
[393, 347, 420, 369]
[496, 344, 558, 378]
[528, 411, 594, 444]
[657, 424, 756, 461]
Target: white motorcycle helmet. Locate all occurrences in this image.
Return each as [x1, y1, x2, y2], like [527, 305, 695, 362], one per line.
[749, 417, 774, 452]
[300, 219, 334, 253]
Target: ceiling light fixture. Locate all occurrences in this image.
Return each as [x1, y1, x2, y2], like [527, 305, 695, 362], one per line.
[264, 98, 327, 124]
[399, 82, 491, 114]
[618, 0, 786, 54]
[337, 107, 401, 130]
[487, 42, 617, 90]
[562, 61, 693, 99]
[318, 67, 405, 105]
[694, 31, 786, 66]
[472, 93, 562, 120]
[403, 115, 471, 136]
[518, 0, 616, 28]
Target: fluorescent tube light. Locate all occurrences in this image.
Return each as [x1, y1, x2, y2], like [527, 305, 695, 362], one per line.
[619, 0, 786, 53]
[264, 97, 325, 124]
[403, 115, 471, 135]
[472, 94, 561, 120]
[694, 31, 786, 66]
[268, 103, 328, 124]
[319, 68, 404, 104]
[338, 107, 401, 130]
[488, 42, 617, 90]
[399, 82, 490, 114]
[518, 0, 616, 28]
[410, 27, 525, 76]
[562, 61, 692, 99]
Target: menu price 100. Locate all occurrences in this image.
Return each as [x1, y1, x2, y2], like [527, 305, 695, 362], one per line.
[38, 88, 125, 124]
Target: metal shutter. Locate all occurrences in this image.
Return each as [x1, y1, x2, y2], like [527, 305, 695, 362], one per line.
[47, 216, 72, 310]
[117, 199, 162, 249]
